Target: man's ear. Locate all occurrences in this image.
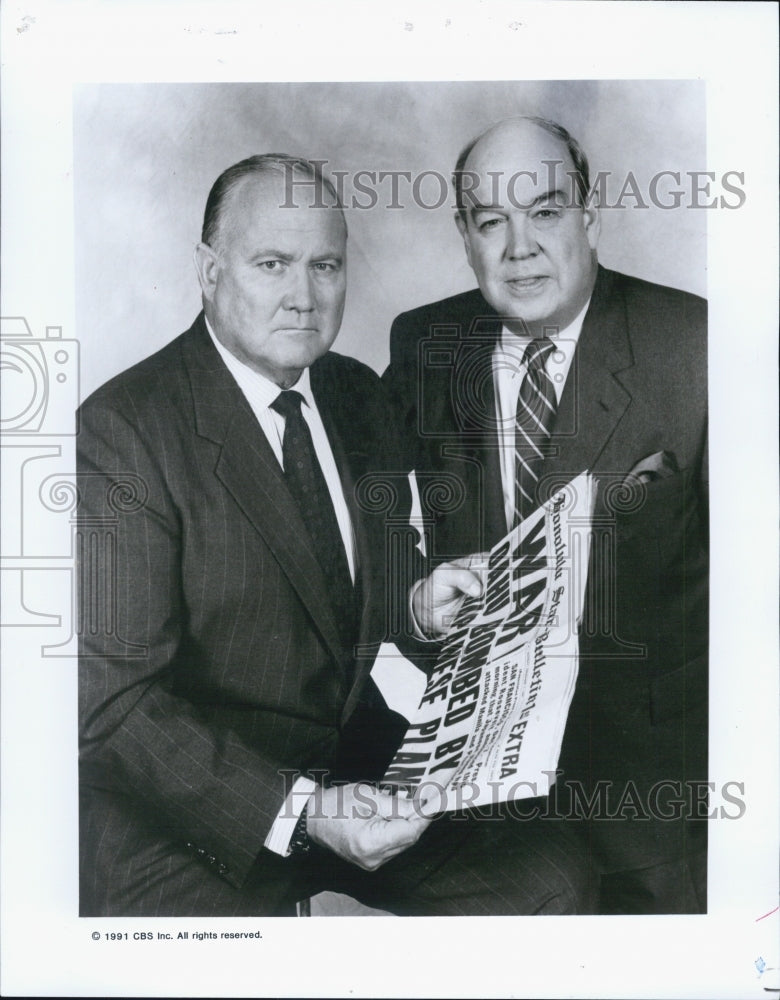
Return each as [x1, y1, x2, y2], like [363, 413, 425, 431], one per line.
[582, 197, 601, 250]
[454, 212, 473, 268]
[194, 242, 219, 299]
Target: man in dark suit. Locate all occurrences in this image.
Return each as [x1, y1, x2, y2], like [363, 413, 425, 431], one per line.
[78, 153, 594, 916]
[383, 118, 708, 913]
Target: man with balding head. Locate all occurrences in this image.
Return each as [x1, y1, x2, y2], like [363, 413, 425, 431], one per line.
[384, 118, 708, 913]
[78, 153, 594, 917]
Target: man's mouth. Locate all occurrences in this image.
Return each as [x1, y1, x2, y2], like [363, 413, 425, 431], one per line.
[505, 276, 549, 290]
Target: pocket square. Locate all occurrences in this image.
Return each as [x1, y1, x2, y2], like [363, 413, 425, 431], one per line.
[624, 450, 679, 485]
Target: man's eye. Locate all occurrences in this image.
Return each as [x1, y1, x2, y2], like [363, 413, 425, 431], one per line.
[533, 208, 561, 221]
[311, 262, 338, 272]
[478, 217, 505, 232]
[258, 260, 284, 271]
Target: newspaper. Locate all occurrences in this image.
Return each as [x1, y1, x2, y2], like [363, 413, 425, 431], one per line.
[383, 472, 595, 811]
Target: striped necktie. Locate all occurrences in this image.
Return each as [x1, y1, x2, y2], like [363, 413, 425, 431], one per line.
[514, 337, 557, 526]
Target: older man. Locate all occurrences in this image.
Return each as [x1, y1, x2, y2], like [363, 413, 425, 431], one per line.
[78, 153, 593, 916]
[384, 118, 708, 913]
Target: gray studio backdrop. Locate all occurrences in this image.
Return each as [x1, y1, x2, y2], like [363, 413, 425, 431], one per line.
[74, 80, 705, 399]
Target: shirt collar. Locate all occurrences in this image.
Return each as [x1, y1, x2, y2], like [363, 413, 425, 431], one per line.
[205, 315, 315, 410]
[498, 297, 591, 355]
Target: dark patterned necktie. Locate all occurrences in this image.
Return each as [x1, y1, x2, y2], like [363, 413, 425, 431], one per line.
[270, 390, 356, 646]
[514, 337, 557, 526]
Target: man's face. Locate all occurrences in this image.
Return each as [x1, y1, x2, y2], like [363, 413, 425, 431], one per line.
[196, 171, 347, 387]
[456, 120, 600, 336]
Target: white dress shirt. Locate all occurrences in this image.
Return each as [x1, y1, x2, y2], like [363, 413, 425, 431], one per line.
[206, 319, 355, 855]
[492, 301, 590, 530]
[206, 320, 357, 581]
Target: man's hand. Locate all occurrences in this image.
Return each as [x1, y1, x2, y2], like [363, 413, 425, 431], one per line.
[305, 783, 432, 871]
[412, 553, 488, 639]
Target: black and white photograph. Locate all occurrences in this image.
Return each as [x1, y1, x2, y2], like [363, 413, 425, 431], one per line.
[73, 78, 711, 921]
[1, 3, 778, 998]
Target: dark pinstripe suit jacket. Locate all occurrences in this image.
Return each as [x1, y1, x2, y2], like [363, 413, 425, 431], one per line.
[78, 315, 411, 916]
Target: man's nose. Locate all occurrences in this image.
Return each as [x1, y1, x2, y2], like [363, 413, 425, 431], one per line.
[282, 267, 315, 312]
[505, 214, 539, 260]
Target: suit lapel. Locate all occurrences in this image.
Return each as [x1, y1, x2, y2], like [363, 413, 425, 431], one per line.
[310, 361, 369, 599]
[539, 267, 635, 499]
[446, 307, 507, 548]
[182, 319, 351, 676]
[310, 362, 383, 712]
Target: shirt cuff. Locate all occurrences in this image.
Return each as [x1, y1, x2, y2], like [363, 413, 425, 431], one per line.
[263, 776, 316, 857]
[408, 577, 439, 643]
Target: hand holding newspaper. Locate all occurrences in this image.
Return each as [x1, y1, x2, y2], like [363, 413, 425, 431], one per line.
[382, 471, 595, 812]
